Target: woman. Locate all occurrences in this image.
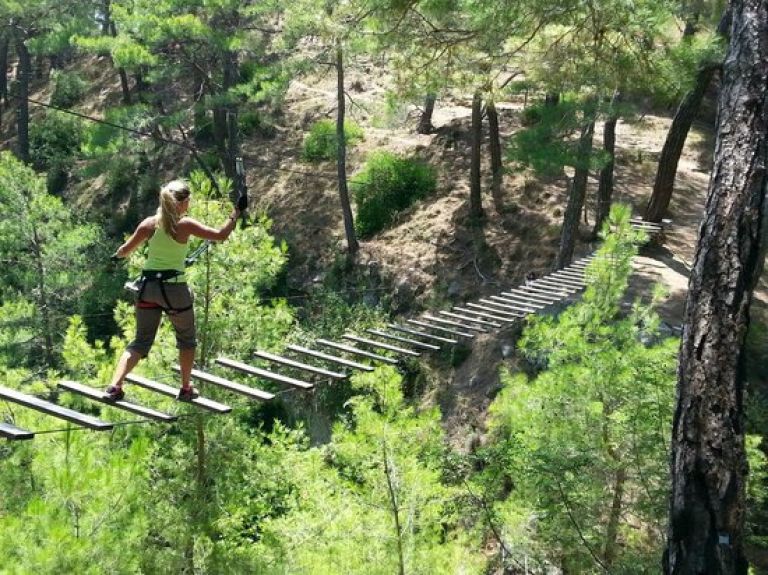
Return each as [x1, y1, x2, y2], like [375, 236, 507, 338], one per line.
[105, 179, 246, 402]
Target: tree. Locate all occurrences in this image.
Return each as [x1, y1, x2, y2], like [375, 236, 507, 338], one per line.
[483, 206, 678, 571]
[0, 152, 100, 365]
[665, 0, 768, 570]
[644, 12, 730, 222]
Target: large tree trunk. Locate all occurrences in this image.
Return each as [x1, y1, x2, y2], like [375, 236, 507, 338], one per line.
[14, 37, 30, 164]
[593, 91, 621, 238]
[556, 110, 595, 269]
[335, 40, 358, 257]
[487, 99, 504, 214]
[664, 0, 768, 572]
[469, 92, 484, 221]
[417, 93, 436, 134]
[645, 11, 731, 222]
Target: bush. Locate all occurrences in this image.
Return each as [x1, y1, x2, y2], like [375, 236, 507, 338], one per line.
[29, 112, 84, 187]
[302, 119, 363, 161]
[50, 71, 86, 109]
[352, 152, 436, 238]
[240, 110, 276, 138]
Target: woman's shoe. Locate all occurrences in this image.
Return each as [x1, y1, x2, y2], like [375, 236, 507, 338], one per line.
[104, 385, 125, 402]
[177, 386, 199, 401]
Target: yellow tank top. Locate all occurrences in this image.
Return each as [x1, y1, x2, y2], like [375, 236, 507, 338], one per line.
[144, 224, 188, 277]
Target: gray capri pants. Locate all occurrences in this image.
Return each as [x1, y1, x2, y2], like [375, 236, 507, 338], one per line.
[127, 281, 196, 357]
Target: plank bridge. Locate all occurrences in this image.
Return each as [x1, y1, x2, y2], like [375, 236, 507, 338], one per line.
[0, 219, 665, 441]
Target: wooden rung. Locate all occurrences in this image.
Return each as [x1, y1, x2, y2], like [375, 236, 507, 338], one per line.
[391, 322, 462, 343]
[343, 333, 421, 357]
[480, 298, 539, 313]
[315, 339, 399, 365]
[556, 268, 586, 278]
[215, 357, 314, 390]
[286, 344, 374, 372]
[507, 286, 566, 301]
[0, 422, 34, 440]
[125, 374, 232, 413]
[549, 272, 586, 286]
[541, 276, 585, 289]
[58, 380, 177, 422]
[420, 314, 486, 333]
[439, 310, 501, 328]
[530, 279, 580, 293]
[404, 319, 471, 339]
[0, 386, 113, 431]
[367, 329, 441, 351]
[489, 294, 546, 309]
[183, 368, 275, 401]
[454, 306, 514, 324]
[499, 289, 559, 304]
[465, 302, 524, 319]
[253, 350, 347, 380]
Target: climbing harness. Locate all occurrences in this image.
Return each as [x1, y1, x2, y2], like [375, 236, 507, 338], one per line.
[133, 269, 193, 315]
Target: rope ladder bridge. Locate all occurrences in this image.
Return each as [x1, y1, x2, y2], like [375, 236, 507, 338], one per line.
[0, 218, 667, 442]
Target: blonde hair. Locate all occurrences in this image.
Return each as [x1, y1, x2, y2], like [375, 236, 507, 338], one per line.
[157, 180, 190, 236]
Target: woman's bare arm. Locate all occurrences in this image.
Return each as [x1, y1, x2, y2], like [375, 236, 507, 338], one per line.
[114, 217, 156, 257]
[177, 210, 240, 242]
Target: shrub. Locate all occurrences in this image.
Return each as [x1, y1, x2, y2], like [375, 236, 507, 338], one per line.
[352, 152, 436, 238]
[50, 70, 86, 109]
[240, 110, 276, 138]
[302, 119, 363, 161]
[29, 112, 84, 194]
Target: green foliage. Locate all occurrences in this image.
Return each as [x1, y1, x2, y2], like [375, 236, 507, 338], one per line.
[239, 110, 277, 138]
[508, 99, 609, 177]
[256, 366, 485, 573]
[481, 206, 677, 571]
[50, 70, 86, 109]
[352, 151, 436, 238]
[0, 153, 101, 365]
[302, 119, 363, 162]
[29, 111, 84, 174]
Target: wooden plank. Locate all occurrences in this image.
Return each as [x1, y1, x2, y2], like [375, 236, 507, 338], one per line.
[286, 344, 374, 372]
[481, 298, 540, 314]
[0, 386, 113, 431]
[58, 380, 177, 422]
[453, 307, 514, 324]
[549, 272, 586, 286]
[390, 322, 462, 343]
[420, 314, 487, 333]
[125, 374, 232, 413]
[507, 286, 568, 300]
[343, 333, 421, 357]
[367, 329, 442, 351]
[439, 310, 501, 328]
[315, 339, 399, 365]
[555, 268, 586, 279]
[489, 294, 547, 309]
[253, 350, 347, 380]
[0, 422, 34, 440]
[499, 289, 559, 304]
[465, 302, 525, 319]
[530, 279, 580, 293]
[183, 368, 275, 401]
[215, 357, 314, 390]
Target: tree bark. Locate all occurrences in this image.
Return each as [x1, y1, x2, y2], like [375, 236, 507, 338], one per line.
[0, 35, 8, 106]
[469, 91, 484, 221]
[665, 0, 767, 571]
[103, 0, 132, 106]
[604, 467, 627, 567]
[644, 66, 717, 222]
[417, 93, 436, 134]
[645, 11, 731, 223]
[593, 91, 621, 238]
[14, 36, 30, 165]
[556, 108, 595, 269]
[487, 99, 504, 214]
[335, 40, 358, 257]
